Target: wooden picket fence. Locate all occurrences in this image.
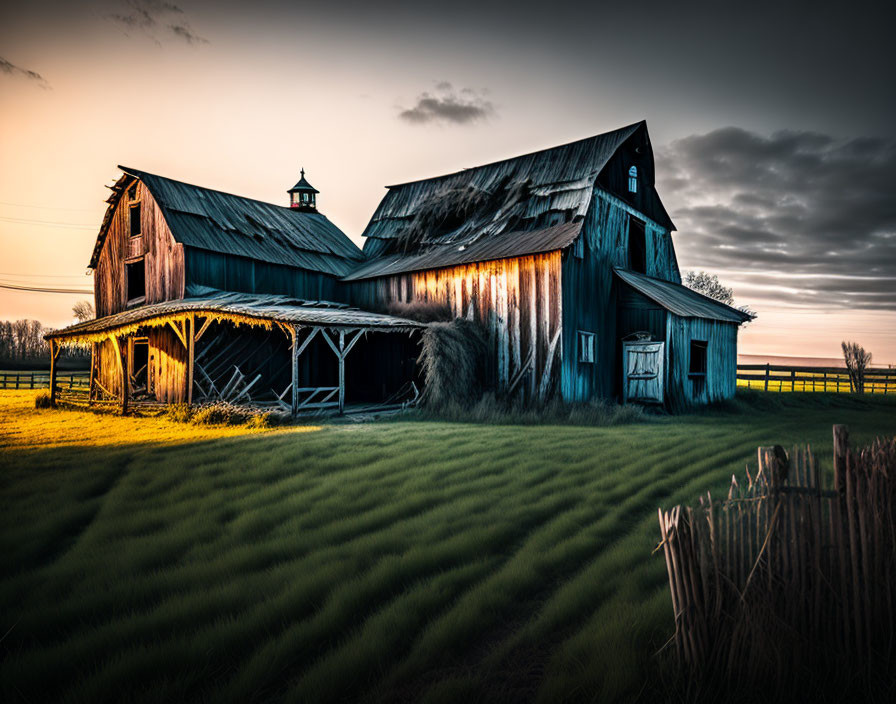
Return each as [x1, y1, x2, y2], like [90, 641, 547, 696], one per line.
[657, 426, 896, 687]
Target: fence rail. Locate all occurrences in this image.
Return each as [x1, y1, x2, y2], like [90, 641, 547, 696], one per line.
[0, 371, 89, 390]
[658, 427, 896, 687]
[737, 363, 894, 393]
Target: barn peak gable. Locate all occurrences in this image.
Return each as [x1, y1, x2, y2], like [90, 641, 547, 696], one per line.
[88, 167, 363, 278]
[356, 121, 674, 268]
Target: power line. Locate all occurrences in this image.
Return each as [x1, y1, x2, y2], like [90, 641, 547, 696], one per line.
[0, 283, 93, 294]
[0, 215, 97, 229]
[0, 200, 97, 212]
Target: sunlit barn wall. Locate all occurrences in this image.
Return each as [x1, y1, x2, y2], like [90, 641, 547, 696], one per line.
[93, 181, 185, 317]
[347, 252, 563, 397]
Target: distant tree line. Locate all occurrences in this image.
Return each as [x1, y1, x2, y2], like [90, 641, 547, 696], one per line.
[0, 301, 93, 365]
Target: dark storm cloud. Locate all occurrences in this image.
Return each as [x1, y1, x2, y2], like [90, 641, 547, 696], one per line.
[0, 56, 50, 88]
[105, 1, 207, 45]
[399, 83, 494, 125]
[659, 127, 896, 310]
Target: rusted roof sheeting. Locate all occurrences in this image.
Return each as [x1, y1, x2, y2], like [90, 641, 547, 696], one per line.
[344, 221, 583, 281]
[46, 290, 423, 342]
[614, 268, 753, 324]
[360, 123, 644, 257]
[89, 167, 363, 276]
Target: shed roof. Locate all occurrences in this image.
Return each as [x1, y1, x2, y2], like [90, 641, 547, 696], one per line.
[46, 289, 423, 343]
[359, 121, 674, 263]
[614, 268, 753, 324]
[344, 221, 582, 281]
[88, 167, 362, 276]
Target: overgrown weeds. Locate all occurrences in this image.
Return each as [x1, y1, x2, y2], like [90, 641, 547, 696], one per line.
[410, 393, 647, 427]
[33, 391, 53, 409]
[165, 401, 273, 429]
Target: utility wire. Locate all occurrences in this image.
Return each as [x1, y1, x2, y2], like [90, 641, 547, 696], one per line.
[0, 283, 93, 294]
[0, 215, 97, 229]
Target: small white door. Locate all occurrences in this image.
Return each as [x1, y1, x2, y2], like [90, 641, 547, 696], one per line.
[622, 341, 664, 404]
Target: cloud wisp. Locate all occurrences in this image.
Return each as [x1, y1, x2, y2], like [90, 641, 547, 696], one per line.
[658, 127, 896, 311]
[0, 57, 50, 89]
[105, 0, 208, 46]
[399, 82, 495, 125]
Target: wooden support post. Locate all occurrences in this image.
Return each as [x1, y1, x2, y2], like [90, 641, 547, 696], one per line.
[291, 326, 299, 415]
[49, 340, 59, 406]
[338, 330, 345, 414]
[111, 335, 129, 415]
[187, 314, 195, 405]
[88, 342, 97, 404]
[764, 363, 770, 392]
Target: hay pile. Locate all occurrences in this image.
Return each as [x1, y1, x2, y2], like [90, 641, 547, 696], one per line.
[393, 177, 532, 253]
[386, 300, 453, 323]
[417, 318, 488, 409]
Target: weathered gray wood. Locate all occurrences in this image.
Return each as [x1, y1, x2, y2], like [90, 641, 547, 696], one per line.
[110, 335, 128, 414]
[187, 314, 195, 405]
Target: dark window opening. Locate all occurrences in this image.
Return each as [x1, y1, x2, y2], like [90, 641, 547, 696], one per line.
[578, 331, 595, 363]
[126, 259, 145, 302]
[628, 165, 638, 193]
[629, 216, 647, 274]
[129, 203, 142, 238]
[689, 339, 708, 376]
[128, 184, 137, 201]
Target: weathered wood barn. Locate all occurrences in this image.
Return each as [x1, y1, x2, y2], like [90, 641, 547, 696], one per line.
[46, 121, 750, 413]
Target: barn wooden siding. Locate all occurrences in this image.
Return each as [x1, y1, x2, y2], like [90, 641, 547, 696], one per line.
[95, 326, 187, 402]
[348, 252, 563, 398]
[560, 189, 678, 402]
[665, 313, 738, 412]
[94, 181, 185, 317]
[184, 248, 344, 302]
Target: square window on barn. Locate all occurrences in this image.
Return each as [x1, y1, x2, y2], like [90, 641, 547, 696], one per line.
[126, 259, 145, 303]
[578, 331, 595, 363]
[129, 203, 142, 238]
[573, 236, 584, 259]
[689, 340, 708, 376]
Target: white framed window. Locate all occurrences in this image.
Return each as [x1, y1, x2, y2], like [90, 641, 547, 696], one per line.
[628, 165, 638, 193]
[578, 331, 595, 363]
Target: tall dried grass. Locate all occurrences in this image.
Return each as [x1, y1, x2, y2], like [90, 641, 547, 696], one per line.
[418, 318, 488, 409]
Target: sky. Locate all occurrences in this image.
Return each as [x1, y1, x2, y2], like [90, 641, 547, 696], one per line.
[1, 0, 894, 364]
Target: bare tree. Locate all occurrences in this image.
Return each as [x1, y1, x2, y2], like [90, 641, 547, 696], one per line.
[72, 300, 94, 323]
[684, 270, 756, 323]
[842, 341, 872, 393]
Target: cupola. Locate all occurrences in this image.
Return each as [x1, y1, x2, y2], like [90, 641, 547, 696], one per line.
[288, 168, 319, 212]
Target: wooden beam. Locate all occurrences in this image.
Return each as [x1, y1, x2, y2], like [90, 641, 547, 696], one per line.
[88, 342, 96, 405]
[48, 340, 58, 406]
[342, 329, 365, 358]
[110, 335, 128, 415]
[194, 316, 212, 342]
[168, 319, 187, 348]
[290, 327, 321, 415]
[320, 328, 341, 358]
[187, 314, 195, 405]
[338, 330, 345, 414]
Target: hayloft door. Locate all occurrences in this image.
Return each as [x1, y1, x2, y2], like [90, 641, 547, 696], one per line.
[622, 341, 664, 404]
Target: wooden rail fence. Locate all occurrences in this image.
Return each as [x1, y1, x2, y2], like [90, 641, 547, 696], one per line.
[0, 371, 89, 390]
[737, 363, 895, 393]
[657, 426, 896, 687]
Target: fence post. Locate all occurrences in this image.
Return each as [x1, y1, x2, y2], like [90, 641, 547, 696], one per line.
[833, 425, 848, 494]
[791, 369, 796, 392]
[764, 363, 770, 391]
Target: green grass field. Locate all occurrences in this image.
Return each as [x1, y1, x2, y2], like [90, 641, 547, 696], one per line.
[1, 391, 894, 703]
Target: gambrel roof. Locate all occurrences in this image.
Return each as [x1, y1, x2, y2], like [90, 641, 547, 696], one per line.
[89, 167, 363, 277]
[350, 121, 675, 279]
